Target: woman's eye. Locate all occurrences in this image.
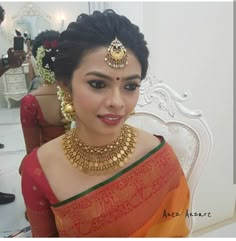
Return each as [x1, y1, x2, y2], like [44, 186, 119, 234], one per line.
[88, 80, 106, 89]
[124, 83, 141, 91]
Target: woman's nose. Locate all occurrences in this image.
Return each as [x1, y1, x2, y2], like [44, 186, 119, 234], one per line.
[106, 88, 124, 109]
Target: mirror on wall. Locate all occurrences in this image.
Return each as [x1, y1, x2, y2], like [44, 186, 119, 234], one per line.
[11, 2, 51, 41]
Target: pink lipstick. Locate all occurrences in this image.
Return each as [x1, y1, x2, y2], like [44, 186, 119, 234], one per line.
[98, 114, 123, 126]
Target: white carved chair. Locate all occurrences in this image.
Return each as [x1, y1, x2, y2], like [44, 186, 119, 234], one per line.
[126, 75, 212, 235]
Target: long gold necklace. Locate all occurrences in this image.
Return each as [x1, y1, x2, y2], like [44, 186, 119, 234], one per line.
[62, 124, 137, 175]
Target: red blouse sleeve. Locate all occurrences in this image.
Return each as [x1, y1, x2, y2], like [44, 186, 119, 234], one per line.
[20, 94, 41, 154]
[21, 149, 58, 237]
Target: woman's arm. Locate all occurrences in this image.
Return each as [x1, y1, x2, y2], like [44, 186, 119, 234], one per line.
[20, 95, 41, 154]
[21, 152, 58, 237]
[0, 48, 25, 77]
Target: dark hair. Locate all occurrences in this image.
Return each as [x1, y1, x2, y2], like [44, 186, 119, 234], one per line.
[32, 30, 60, 72]
[0, 5, 5, 23]
[55, 9, 149, 86]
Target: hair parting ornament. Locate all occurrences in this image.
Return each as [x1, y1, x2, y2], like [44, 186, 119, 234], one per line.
[105, 37, 128, 69]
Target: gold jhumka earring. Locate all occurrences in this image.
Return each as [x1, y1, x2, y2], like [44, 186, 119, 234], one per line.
[57, 86, 76, 122]
[105, 37, 128, 69]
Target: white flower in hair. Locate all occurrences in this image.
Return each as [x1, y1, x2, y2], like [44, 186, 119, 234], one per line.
[36, 46, 56, 85]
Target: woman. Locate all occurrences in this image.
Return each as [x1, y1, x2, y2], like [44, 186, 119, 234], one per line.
[20, 30, 70, 156]
[24, 36, 41, 89]
[21, 10, 190, 237]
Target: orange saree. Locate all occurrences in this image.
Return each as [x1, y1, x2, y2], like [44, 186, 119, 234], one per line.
[21, 137, 190, 237]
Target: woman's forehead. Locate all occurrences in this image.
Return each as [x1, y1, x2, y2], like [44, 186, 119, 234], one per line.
[78, 47, 141, 73]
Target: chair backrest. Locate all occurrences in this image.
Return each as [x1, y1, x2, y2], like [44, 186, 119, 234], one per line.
[126, 75, 212, 234]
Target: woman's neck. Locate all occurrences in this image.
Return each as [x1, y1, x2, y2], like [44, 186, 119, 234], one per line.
[75, 122, 122, 147]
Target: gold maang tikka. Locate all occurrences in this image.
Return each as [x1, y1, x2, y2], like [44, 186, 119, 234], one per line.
[105, 37, 128, 69]
[62, 124, 137, 176]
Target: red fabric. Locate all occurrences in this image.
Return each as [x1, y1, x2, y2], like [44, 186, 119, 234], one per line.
[21, 141, 190, 237]
[21, 148, 58, 206]
[20, 94, 65, 154]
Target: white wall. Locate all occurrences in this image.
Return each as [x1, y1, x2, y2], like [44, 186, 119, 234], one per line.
[107, 1, 234, 232]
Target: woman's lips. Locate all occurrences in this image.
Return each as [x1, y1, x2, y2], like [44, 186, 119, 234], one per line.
[97, 114, 123, 125]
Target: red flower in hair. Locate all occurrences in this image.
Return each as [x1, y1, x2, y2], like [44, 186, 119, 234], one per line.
[43, 40, 58, 49]
[51, 40, 58, 48]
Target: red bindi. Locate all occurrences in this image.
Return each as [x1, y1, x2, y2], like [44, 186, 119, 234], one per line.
[116, 77, 120, 80]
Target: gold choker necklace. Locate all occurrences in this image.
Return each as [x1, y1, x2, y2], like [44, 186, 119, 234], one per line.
[62, 124, 137, 175]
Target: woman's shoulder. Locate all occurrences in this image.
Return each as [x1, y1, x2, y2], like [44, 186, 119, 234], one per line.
[134, 127, 183, 175]
[37, 134, 65, 170]
[28, 88, 41, 96]
[20, 94, 38, 109]
[22, 89, 47, 100]
[21, 93, 36, 101]
[30, 84, 57, 97]
[129, 127, 164, 163]
[135, 127, 163, 151]
[21, 148, 40, 176]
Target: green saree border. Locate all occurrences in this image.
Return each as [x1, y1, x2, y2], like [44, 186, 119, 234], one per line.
[52, 136, 165, 208]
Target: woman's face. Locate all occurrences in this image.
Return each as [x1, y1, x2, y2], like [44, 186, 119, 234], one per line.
[71, 47, 141, 140]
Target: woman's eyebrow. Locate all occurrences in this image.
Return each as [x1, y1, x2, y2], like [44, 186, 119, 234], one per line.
[85, 71, 141, 81]
[124, 74, 141, 81]
[85, 71, 112, 80]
